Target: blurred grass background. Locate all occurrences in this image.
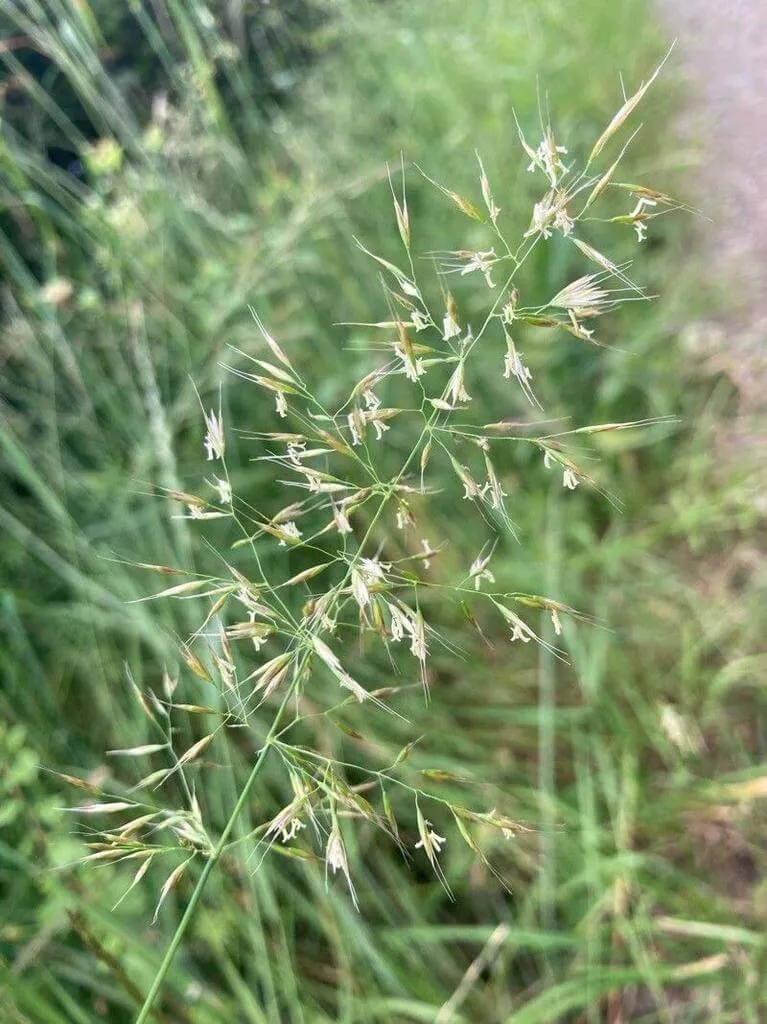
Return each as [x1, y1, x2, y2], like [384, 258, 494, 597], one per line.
[1, 0, 766, 1021]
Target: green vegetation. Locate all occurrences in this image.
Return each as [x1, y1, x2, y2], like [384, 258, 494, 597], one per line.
[1, 1, 765, 1022]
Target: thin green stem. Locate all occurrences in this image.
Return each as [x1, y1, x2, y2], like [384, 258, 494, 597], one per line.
[135, 686, 294, 1024]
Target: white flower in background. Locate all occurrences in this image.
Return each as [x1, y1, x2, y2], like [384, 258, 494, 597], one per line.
[526, 195, 556, 238]
[477, 153, 501, 223]
[236, 586, 262, 620]
[275, 392, 288, 418]
[203, 409, 225, 460]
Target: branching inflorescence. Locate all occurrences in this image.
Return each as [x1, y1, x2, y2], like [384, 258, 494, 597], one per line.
[61, 59, 683, 1021]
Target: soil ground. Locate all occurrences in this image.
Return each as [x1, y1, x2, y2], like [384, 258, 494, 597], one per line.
[658, 1, 767, 408]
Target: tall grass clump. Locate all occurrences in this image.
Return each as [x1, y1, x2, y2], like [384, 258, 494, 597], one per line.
[58, 64, 687, 1021]
[0, 0, 672, 757]
[4, 3, 767, 1023]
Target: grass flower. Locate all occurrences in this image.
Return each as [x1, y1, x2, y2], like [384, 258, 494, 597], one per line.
[65, 65, 685, 1021]
[325, 816, 359, 910]
[203, 409, 225, 460]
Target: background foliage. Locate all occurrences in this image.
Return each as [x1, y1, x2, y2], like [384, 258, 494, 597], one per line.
[1, 0, 766, 1021]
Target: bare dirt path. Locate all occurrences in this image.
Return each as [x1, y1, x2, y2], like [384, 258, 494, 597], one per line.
[658, 0, 767, 405]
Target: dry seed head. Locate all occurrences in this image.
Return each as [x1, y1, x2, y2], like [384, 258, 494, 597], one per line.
[106, 743, 167, 758]
[153, 860, 190, 923]
[70, 802, 135, 815]
[549, 274, 611, 315]
[387, 160, 410, 248]
[571, 237, 641, 293]
[112, 854, 154, 911]
[587, 52, 670, 165]
[248, 307, 295, 371]
[476, 152, 501, 224]
[177, 732, 216, 767]
[415, 163, 483, 220]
